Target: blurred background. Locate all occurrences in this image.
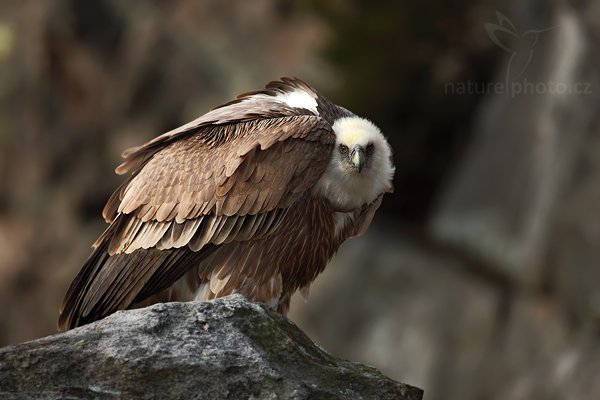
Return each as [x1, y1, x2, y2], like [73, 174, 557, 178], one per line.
[1, 0, 600, 398]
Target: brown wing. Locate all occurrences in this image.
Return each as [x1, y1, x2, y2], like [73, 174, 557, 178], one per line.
[110, 77, 320, 180]
[58, 114, 334, 330]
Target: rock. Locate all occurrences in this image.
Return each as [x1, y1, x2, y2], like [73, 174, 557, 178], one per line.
[0, 295, 422, 400]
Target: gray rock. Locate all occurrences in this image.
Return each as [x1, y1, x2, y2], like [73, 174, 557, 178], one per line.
[0, 295, 422, 400]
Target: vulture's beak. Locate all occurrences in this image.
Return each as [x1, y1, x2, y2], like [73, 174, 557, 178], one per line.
[351, 145, 366, 173]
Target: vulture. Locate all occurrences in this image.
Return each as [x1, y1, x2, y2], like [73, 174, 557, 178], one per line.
[58, 77, 395, 330]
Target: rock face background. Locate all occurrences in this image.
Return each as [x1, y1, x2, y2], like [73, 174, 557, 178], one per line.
[0, 295, 423, 400]
[1, 1, 600, 399]
[288, 2, 600, 400]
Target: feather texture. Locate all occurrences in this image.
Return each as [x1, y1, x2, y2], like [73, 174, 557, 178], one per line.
[57, 77, 386, 332]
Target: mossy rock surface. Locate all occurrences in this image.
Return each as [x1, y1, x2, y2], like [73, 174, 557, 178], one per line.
[0, 295, 422, 400]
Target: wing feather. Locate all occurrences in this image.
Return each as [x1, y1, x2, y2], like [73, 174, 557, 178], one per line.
[116, 116, 331, 219]
[107, 115, 332, 255]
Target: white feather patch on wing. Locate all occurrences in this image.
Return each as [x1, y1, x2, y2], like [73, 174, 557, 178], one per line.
[246, 89, 319, 114]
[274, 90, 318, 113]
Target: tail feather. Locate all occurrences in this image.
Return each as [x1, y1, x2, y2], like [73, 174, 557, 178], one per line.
[57, 226, 216, 331]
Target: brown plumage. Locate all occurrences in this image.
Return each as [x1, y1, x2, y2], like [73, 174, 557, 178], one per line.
[58, 78, 394, 330]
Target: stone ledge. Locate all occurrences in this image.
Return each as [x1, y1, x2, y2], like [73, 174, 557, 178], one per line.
[0, 295, 423, 400]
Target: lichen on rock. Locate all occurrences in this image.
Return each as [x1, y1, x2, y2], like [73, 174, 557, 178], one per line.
[0, 295, 422, 400]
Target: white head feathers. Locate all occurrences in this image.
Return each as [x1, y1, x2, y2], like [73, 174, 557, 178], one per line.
[315, 116, 395, 211]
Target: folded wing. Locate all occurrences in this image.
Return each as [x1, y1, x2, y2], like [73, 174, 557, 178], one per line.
[58, 110, 334, 330]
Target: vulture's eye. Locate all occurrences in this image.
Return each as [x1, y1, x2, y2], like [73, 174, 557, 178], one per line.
[366, 144, 375, 155]
[339, 144, 349, 154]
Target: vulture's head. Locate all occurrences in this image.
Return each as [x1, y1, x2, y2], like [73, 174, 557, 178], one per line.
[316, 116, 395, 211]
